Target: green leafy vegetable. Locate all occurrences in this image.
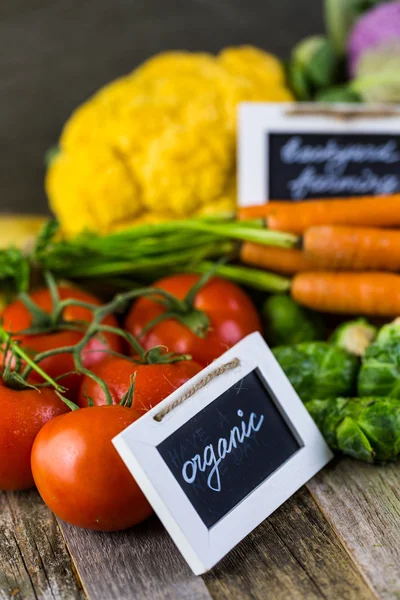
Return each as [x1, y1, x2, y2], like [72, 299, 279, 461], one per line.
[263, 295, 324, 346]
[32, 218, 295, 293]
[0, 247, 30, 295]
[287, 61, 311, 101]
[315, 85, 361, 103]
[273, 342, 359, 402]
[330, 318, 377, 356]
[358, 319, 400, 397]
[306, 396, 400, 462]
[288, 35, 340, 100]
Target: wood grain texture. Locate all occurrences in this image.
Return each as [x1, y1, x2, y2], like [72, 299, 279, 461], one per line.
[58, 515, 212, 600]
[308, 459, 400, 600]
[204, 487, 376, 600]
[0, 0, 323, 215]
[0, 490, 84, 600]
[58, 486, 376, 600]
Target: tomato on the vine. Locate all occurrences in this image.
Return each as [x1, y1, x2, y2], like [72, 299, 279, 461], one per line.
[0, 381, 69, 490]
[125, 274, 262, 366]
[78, 357, 203, 410]
[31, 406, 153, 531]
[2, 285, 123, 399]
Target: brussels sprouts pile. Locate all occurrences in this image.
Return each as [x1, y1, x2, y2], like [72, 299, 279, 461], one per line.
[266, 295, 400, 463]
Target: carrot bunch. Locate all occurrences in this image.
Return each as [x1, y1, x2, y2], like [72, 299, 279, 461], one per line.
[239, 193, 400, 317]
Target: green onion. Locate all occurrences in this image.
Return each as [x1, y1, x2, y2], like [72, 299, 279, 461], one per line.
[31, 216, 297, 293]
[189, 262, 291, 292]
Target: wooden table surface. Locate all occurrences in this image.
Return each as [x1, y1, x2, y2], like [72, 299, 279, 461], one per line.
[1, 458, 399, 600]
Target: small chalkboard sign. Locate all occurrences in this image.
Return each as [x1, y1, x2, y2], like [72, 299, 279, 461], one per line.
[239, 103, 400, 206]
[113, 333, 332, 575]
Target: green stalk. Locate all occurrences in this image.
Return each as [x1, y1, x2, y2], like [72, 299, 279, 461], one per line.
[189, 261, 291, 292]
[177, 220, 298, 247]
[50, 242, 236, 278]
[78, 231, 218, 256]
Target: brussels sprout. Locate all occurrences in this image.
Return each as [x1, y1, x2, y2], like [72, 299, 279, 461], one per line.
[315, 85, 361, 103]
[306, 396, 400, 462]
[290, 35, 340, 90]
[263, 295, 324, 347]
[330, 318, 377, 356]
[273, 342, 359, 402]
[358, 320, 400, 397]
[287, 62, 311, 101]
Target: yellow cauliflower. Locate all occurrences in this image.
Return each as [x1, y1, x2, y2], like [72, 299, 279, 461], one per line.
[46, 46, 293, 237]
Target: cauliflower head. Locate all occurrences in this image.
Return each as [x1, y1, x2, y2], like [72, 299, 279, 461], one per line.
[46, 46, 293, 237]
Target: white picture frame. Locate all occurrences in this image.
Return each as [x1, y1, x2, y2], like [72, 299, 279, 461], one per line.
[113, 332, 333, 575]
[238, 102, 400, 207]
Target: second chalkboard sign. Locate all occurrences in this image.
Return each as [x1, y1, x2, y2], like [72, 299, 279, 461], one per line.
[114, 332, 332, 575]
[239, 103, 400, 206]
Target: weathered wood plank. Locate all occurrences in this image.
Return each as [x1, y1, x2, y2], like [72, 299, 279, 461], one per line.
[308, 459, 400, 600]
[59, 485, 376, 600]
[58, 516, 212, 600]
[205, 487, 376, 600]
[0, 490, 84, 600]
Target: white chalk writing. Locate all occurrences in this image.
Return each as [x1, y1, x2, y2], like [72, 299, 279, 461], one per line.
[181, 409, 264, 492]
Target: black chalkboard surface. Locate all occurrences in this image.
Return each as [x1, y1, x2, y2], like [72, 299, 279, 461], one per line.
[157, 370, 301, 529]
[268, 132, 400, 201]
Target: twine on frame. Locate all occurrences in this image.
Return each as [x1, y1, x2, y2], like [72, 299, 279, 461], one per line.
[154, 358, 240, 422]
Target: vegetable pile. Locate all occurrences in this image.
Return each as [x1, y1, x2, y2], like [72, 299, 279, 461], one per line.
[1, 263, 399, 534]
[0, 271, 264, 530]
[288, 0, 400, 102]
[2, 206, 400, 532]
[241, 193, 400, 318]
[268, 296, 400, 464]
[3, 12, 400, 536]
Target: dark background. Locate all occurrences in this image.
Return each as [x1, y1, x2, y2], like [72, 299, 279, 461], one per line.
[0, 0, 323, 215]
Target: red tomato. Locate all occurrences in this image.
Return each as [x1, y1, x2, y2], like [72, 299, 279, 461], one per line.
[78, 357, 203, 411]
[125, 274, 262, 366]
[31, 406, 153, 531]
[0, 382, 69, 490]
[2, 286, 123, 400]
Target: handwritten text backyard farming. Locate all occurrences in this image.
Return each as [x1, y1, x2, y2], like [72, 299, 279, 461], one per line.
[280, 136, 400, 198]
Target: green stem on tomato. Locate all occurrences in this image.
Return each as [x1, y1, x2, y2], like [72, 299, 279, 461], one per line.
[21, 344, 76, 381]
[0, 328, 66, 394]
[95, 324, 147, 360]
[73, 343, 113, 406]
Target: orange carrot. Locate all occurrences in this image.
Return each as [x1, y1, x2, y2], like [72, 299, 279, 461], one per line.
[237, 203, 281, 221]
[292, 272, 400, 317]
[303, 226, 400, 271]
[240, 242, 319, 275]
[267, 194, 400, 234]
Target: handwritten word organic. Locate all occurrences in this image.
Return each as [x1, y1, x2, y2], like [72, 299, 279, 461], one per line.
[181, 409, 264, 493]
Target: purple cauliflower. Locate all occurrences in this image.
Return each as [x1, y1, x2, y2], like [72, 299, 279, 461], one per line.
[348, 1, 400, 76]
